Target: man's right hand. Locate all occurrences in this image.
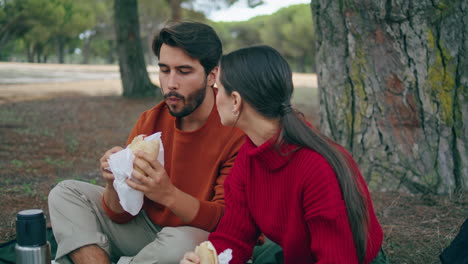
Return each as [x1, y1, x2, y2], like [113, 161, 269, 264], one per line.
[100, 146, 124, 186]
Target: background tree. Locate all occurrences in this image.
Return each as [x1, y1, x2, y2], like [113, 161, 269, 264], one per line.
[311, 0, 467, 193]
[1, 0, 98, 63]
[259, 4, 315, 72]
[53, 0, 96, 63]
[212, 4, 315, 73]
[0, 0, 60, 59]
[114, 0, 158, 97]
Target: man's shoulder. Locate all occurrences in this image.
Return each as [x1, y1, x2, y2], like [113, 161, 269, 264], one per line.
[138, 101, 173, 123]
[133, 101, 174, 133]
[141, 100, 168, 117]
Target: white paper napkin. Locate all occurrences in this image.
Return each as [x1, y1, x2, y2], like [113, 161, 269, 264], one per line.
[108, 132, 164, 215]
[218, 248, 233, 264]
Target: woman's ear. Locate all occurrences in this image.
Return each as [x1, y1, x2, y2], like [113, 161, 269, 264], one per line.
[207, 67, 218, 87]
[231, 91, 242, 112]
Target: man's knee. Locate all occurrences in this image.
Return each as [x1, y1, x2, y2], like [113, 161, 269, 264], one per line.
[162, 226, 208, 247]
[48, 180, 75, 208]
[159, 226, 208, 262]
[48, 180, 102, 208]
[132, 226, 209, 263]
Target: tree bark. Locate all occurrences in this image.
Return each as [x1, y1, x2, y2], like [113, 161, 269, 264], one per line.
[57, 37, 65, 64]
[107, 39, 116, 64]
[82, 37, 92, 64]
[168, 0, 182, 21]
[311, 0, 467, 194]
[26, 42, 34, 63]
[114, 0, 160, 98]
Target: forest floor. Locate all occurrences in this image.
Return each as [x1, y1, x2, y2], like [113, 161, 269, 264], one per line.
[0, 62, 466, 264]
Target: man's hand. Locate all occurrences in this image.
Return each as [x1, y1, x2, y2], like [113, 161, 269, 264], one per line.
[126, 150, 176, 206]
[126, 150, 200, 222]
[180, 252, 201, 264]
[100, 146, 125, 213]
[100, 146, 124, 186]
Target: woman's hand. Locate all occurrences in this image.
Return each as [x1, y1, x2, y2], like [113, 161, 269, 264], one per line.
[180, 252, 201, 264]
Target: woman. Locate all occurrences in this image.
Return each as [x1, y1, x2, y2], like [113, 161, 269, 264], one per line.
[181, 45, 384, 264]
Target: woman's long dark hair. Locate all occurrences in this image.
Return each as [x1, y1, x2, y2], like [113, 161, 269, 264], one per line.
[219, 45, 369, 263]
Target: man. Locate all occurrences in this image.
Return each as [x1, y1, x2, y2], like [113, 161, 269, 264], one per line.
[48, 21, 245, 264]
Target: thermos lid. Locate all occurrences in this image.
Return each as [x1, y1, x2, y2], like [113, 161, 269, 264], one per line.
[16, 209, 47, 247]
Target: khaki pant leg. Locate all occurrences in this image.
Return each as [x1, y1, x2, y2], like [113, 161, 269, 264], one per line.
[118, 226, 209, 264]
[48, 180, 159, 263]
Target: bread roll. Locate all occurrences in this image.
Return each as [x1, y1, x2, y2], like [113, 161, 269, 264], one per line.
[128, 135, 160, 175]
[195, 241, 218, 264]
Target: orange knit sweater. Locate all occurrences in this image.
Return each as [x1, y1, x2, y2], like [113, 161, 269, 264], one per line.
[102, 96, 245, 232]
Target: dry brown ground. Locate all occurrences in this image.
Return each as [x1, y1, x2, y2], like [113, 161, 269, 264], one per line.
[0, 63, 466, 264]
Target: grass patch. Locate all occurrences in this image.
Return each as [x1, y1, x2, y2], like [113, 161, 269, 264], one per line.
[0, 109, 23, 124]
[65, 132, 79, 153]
[44, 156, 69, 168]
[10, 159, 25, 168]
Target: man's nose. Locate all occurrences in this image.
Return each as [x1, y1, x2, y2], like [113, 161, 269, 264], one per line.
[167, 72, 178, 90]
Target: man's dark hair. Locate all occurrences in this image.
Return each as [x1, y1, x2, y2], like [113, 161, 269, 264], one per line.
[152, 21, 222, 75]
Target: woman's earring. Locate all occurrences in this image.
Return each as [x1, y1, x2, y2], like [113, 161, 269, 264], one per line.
[232, 109, 239, 117]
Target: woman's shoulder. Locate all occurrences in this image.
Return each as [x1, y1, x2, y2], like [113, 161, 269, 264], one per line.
[297, 147, 330, 165]
[293, 147, 337, 182]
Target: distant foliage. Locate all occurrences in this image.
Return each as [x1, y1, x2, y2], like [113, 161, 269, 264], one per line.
[0, 0, 209, 63]
[0, 0, 102, 63]
[1, 1, 315, 71]
[212, 4, 316, 73]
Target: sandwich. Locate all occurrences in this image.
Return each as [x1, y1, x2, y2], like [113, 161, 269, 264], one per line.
[195, 241, 218, 264]
[128, 135, 160, 175]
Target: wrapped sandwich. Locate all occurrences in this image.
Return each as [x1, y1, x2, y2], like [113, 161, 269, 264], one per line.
[127, 134, 160, 175]
[195, 241, 218, 264]
[108, 132, 163, 216]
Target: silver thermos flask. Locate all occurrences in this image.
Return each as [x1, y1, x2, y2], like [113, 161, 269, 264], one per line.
[15, 209, 51, 264]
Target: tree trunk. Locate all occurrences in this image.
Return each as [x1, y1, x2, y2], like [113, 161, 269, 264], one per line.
[107, 40, 116, 64]
[26, 42, 34, 63]
[57, 38, 65, 64]
[311, 0, 467, 194]
[168, 0, 182, 21]
[114, 0, 160, 98]
[36, 44, 42, 63]
[82, 37, 92, 64]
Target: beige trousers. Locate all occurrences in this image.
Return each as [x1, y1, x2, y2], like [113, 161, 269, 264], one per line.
[48, 180, 209, 264]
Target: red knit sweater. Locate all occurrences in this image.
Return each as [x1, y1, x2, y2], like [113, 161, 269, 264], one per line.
[209, 138, 383, 264]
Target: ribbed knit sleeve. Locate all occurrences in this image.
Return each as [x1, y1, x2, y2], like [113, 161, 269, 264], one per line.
[302, 153, 359, 263]
[209, 146, 260, 263]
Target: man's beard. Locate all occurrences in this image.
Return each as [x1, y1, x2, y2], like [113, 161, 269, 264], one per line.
[164, 79, 208, 118]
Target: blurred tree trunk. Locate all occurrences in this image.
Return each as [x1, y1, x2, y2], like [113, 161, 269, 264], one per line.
[82, 37, 92, 64]
[311, 0, 467, 194]
[167, 0, 182, 21]
[107, 40, 116, 64]
[36, 45, 42, 63]
[26, 43, 34, 62]
[114, 0, 160, 97]
[57, 38, 65, 64]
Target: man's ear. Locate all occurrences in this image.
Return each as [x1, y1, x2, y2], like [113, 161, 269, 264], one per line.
[207, 67, 218, 87]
